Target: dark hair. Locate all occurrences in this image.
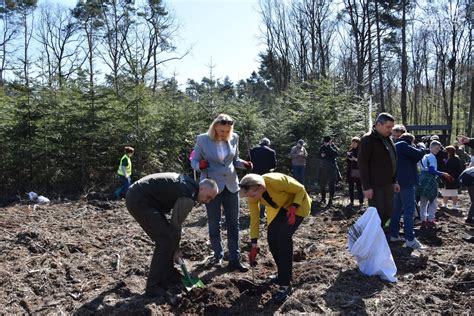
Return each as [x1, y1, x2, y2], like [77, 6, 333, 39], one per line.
[399, 132, 415, 144]
[375, 112, 395, 125]
[124, 146, 135, 154]
[392, 124, 406, 133]
[323, 136, 331, 143]
[445, 145, 455, 157]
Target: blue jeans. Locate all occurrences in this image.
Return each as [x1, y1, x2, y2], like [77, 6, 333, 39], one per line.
[116, 175, 131, 198]
[205, 186, 240, 261]
[390, 185, 416, 241]
[292, 165, 305, 184]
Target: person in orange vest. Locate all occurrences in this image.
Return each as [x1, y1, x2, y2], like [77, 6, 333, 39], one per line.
[114, 146, 134, 199]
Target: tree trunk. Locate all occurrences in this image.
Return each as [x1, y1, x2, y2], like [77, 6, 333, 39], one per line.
[400, 0, 408, 124]
[367, 1, 373, 96]
[448, 23, 457, 138]
[374, 0, 384, 112]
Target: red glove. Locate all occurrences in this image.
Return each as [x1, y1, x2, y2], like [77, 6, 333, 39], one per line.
[248, 244, 258, 265]
[243, 161, 253, 170]
[199, 160, 209, 170]
[442, 173, 454, 182]
[286, 206, 297, 225]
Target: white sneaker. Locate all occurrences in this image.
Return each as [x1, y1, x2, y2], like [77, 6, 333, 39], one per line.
[452, 204, 459, 210]
[390, 236, 405, 242]
[405, 238, 426, 249]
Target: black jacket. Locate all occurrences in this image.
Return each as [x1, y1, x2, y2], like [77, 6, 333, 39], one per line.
[250, 144, 277, 175]
[127, 172, 198, 213]
[358, 127, 397, 190]
[319, 143, 338, 163]
[444, 156, 465, 189]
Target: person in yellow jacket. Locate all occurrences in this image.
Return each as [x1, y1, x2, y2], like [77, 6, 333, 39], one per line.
[239, 172, 311, 302]
[114, 146, 134, 199]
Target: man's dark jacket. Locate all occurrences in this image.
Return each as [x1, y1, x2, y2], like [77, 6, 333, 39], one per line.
[126, 172, 198, 212]
[358, 128, 397, 190]
[395, 140, 425, 188]
[250, 144, 277, 175]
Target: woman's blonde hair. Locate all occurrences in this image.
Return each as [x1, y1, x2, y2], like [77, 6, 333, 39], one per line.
[207, 113, 234, 141]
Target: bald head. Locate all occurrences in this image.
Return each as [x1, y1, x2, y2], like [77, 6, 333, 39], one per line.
[197, 179, 219, 204]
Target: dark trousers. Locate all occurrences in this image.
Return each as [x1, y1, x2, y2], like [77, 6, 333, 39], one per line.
[126, 196, 175, 290]
[348, 180, 363, 204]
[115, 175, 131, 198]
[320, 184, 335, 202]
[292, 165, 305, 185]
[468, 185, 474, 219]
[267, 209, 303, 286]
[368, 184, 394, 226]
[319, 161, 336, 201]
[205, 187, 240, 261]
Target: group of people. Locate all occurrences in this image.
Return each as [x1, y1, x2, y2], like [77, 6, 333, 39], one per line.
[120, 113, 311, 303]
[355, 113, 474, 249]
[114, 112, 474, 303]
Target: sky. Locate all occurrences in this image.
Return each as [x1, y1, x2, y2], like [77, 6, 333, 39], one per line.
[55, 0, 264, 87]
[163, 0, 265, 86]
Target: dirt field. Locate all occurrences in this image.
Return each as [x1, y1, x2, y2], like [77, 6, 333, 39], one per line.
[1, 192, 473, 314]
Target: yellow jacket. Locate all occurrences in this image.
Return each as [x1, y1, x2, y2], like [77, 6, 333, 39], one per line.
[248, 172, 311, 240]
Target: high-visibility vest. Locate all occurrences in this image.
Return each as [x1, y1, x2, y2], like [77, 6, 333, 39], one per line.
[117, 154, 132, 176]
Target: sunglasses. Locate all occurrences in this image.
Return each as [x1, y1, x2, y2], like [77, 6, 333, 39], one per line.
[218, 119, 234, 126]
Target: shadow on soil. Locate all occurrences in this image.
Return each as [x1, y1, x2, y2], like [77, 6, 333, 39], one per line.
[323, 268, 388, 315]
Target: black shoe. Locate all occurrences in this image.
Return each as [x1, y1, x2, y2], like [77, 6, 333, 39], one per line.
[272, 285, 292, 302]
[265, 274, 279, 284]
[145, 286, 167, 298]
[166, 268, 184, 284]
[462, 236, 474, 243]
[207, 256, 222, 269]
[227, 260, 249, 272]
[465, 218, 474, 225]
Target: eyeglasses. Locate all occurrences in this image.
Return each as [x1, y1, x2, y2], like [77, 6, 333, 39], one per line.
[218, 119, 234, 126]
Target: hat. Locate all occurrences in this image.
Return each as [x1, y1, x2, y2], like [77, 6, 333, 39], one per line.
[298, 139, 305, 145]
[430, 135, 439, 141]
[260, 137, 271, 146]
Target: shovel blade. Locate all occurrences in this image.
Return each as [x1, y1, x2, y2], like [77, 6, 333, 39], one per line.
[181, 275, 205, 291]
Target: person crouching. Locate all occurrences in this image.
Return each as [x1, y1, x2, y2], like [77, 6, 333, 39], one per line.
[239, 173, 311, 302]
[125, 173, 218, 297]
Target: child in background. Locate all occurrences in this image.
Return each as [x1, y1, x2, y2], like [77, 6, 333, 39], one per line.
[417, 141, 452, 229]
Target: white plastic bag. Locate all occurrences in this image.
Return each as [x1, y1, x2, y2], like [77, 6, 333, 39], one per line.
[28, 191, 38, 201]
[27, 191, 50, 204]
[348, 207, 398, 282]
[37, 195, 50, 204]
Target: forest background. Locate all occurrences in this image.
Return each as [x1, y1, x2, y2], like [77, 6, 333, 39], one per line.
[0, 0, 472, 199]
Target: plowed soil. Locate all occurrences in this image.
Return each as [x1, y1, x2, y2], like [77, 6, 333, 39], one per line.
[1, 192, 473, 314]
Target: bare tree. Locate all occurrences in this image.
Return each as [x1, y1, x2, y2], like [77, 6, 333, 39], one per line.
[72, 0, 104, 116]
[0, 2, 19, 86]
[259, 0, 292, 92]
[343, 0, 371, 96]
[36, 3, 85, 88]
[99, 0, 129, 93]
